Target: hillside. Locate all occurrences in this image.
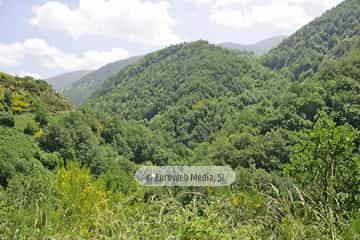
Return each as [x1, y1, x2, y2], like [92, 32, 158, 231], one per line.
[262, 0, 360, 80]
[84, 0, 360, 172]
[219, 36, 286, 55]
[63, 56, 141, 106]
[0, 72, 71, 113]
[62, 37, 284, 107]
[45, 70, 92, 91]
[88, 41, 282, 121]
[0, 72, 72, 187]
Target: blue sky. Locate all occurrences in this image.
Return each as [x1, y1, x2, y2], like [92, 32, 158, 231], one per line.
[0, 0, 343, 78]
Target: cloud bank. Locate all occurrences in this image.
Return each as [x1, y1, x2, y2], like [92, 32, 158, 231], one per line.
[18, 71, 42, 79]
[30, 0, 181, 46]
[195, 0, 344, 29]
[0, 38, 129, 71]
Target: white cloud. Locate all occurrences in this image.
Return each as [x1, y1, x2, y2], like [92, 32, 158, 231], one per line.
[191, 0, 213, 5]
[30, 0, 181, 46]
[0, 42, 25, 67]
[316, 0, 344, 9]
[0, 38, 129, 71]
[18, 71, 42, 79]
[81, 48, 129, 69]
[198, 0, 344, 29]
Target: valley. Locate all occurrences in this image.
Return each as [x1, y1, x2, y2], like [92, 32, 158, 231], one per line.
[0, 0, 359, 239]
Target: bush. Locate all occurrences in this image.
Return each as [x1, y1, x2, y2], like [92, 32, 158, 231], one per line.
[23, 122, 38, 135]
[38, 151, 63, 170]
[34, 101, 48, 126]
[35, 110, 48, 126]
[0, 112, 14, 127]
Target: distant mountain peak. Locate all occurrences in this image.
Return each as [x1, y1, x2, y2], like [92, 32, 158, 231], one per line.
[45, 70, 93, 91]
[62, 56, 141, 106]
[218, 35, 287, 55]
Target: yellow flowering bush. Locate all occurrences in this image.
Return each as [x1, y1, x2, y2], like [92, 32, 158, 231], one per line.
[55, 163, 109, 238]
[11, 92, 30, 113]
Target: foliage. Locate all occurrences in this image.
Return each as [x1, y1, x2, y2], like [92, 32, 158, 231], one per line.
[0, 112, 15, 127]
[0, 127, 46, 187]
[34, 99, 49, 126]
[286, 113, 360, 214]
[23, 121, 38, 135]
[11, 92, 30, 113]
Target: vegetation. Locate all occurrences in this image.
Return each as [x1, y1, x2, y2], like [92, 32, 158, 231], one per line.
[0, 112, 14, 127]
[0, 0, 359, 239]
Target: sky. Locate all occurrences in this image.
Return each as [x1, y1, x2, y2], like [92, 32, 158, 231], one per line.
[0, 0, 344, 79]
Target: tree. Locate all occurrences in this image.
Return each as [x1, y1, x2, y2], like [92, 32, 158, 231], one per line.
[34, 101, 48, 126]
[286, 113, 360, 213]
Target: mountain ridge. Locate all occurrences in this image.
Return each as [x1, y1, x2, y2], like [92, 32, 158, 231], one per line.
[45, 70, 92, 91]
[62, 36, 285, 106]
[88, 40, 282, 121]
[219, 35, 286, 55]
[63, 56, 141, 106]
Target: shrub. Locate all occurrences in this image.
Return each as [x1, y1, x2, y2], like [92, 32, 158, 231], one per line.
[0, 112, 14, 127]
[34, 101, 48, 126]
[35, 110, 48, 126]
[23, 122, 38, 135]
[38, 151, 63, 170]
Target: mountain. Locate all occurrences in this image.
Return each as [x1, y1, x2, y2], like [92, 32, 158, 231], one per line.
[261, 0, 360, 80]
[87, 40, 283, 122]
[85, 0, 360, 158]
[63, 37, 283, 107]
[62, 56, 141, 106]
[219, 36, 286, 55]
[45, 70, 92, 91]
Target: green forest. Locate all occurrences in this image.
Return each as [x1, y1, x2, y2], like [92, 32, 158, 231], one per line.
[0, 0, 360, 239]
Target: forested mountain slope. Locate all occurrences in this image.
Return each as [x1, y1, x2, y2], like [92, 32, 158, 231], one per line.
[62, 37, 284, 107]
[63, 56, 141, 106]
[262, 0, 360, 80]
[84, 0, 360, 173]
[88, 40, 283, 120]
[310, 39, 360, 128]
